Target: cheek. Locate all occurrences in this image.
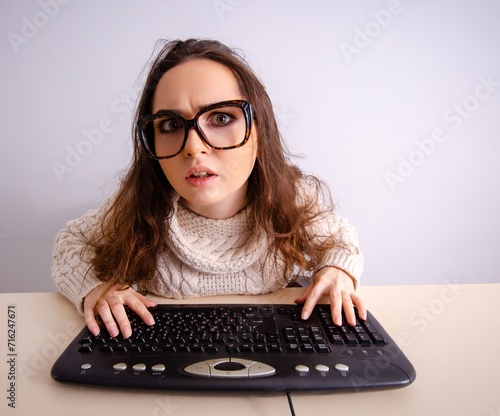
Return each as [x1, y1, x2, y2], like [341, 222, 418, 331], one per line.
[158, 161, 179, 184]
[224, 144, 257, 179]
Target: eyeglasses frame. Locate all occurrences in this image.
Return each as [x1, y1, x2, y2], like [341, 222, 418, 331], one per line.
[137, 99, 253, 160]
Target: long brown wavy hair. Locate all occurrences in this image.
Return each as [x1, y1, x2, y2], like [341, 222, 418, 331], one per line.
[86, 38, 347, 288]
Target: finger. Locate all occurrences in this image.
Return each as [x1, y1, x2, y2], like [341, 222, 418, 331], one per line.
[130, 290, 157, 308]
[83, 305, 101, 336]
[294, 283, 313, 305]
[341, 291, 356, 326]
[97, 300, 120, 338]
[300, 283, 328, 320]
[351, 293, 367, 321]
[107, 297, 133, 338]
[125, 293, 156, 326]
[329, 289, 343, 326]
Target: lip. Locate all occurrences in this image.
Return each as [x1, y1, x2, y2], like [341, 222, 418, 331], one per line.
[185, 166, 218, 186]
[185, 166, 217, 178]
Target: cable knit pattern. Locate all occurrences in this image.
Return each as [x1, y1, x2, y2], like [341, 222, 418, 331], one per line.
[51, 204, 109, 314]
[139, 198, 288, 299]
[52, 183, 363, 314]
[167, 199, 269, 273]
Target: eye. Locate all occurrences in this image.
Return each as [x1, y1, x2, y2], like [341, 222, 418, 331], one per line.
[157, 117, 183, 134]
[210, 112, 234, 126]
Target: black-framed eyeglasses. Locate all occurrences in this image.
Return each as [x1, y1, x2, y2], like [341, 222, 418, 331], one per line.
[138, 100, 253, 159]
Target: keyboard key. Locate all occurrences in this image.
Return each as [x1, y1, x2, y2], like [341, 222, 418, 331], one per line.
[316, 344, 331, 353]
[78, 344, 93, 353]
[372, 333, 387, 344]
[226, 344, 241, 354]
[358, 333, 372, 345]
[114, 344, 128, 353]
[100, 345, 113, 353]
[268, 343, 283, 352]
[254, 343, 268, 352]
[364, 322, 380, 334]
[176, 344, 190, 353]
[260, 307, 274, 317]
[301, 344, 315, 353]
[143, 344, 157, 352]
[312, 333, 326, 343]
[344, 334, 359, 344]
[287, 343, 301, 353]
[241, 344, 254, 353]
[329, 334, 344, 344]
[205, 343, 219, 353]
[190, 343, 205, 353]
[79, 334, 94, 344]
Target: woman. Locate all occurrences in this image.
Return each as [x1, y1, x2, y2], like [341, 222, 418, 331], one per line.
[52, 39, 365, 339]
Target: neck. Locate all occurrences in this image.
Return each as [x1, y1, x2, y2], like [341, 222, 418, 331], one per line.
[179, 197, 248, 219]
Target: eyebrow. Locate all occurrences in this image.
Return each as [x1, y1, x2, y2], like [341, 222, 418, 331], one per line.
[152, 100, 239, 117]
[152, 102, 211, 117]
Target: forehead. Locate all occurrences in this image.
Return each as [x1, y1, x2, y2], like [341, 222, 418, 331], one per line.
[152, 59, 243, 114]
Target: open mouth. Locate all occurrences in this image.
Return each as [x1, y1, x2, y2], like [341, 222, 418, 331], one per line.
[189, 172, 215, 179]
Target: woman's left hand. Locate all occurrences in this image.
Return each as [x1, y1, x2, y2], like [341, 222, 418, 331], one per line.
[294, 266, 366, 326]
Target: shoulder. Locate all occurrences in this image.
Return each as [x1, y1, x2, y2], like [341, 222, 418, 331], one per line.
[57, 193, 116, 239]
[295, 175, 333, 209]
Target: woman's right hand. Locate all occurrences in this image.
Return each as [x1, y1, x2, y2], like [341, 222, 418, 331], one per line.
[83, 282, 156, 338]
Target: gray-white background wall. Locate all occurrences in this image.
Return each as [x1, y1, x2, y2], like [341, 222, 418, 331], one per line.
[1, 0, 499, 293]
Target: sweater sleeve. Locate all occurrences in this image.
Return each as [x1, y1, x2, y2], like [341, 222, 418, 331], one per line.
[51, 199, 111, 314]
[312, 213, 364, 288]
[298, 179, 364, 288]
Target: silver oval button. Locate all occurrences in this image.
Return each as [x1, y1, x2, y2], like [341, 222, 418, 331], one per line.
[334, 363, 349, 372]
[112, 363, 127, 371]
[132, 363, 147, 372]
[151, 364, 166, 372]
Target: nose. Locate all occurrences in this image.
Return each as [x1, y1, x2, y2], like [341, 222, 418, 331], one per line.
[182, 126, 212, 157]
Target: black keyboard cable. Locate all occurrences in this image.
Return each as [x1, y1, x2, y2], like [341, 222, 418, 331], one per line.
[286, 391, 296, 416]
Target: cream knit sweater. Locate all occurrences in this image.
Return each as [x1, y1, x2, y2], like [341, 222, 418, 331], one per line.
[52, 187, 363, 314]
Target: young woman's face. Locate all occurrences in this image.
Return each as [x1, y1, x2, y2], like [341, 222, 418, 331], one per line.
[152, 59, 258, 219]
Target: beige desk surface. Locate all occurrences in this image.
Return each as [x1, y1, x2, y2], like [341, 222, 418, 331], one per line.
[1, 283, 499, 416]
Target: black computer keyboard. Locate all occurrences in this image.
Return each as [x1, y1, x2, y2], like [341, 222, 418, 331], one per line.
[51, 303, 416, 392]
